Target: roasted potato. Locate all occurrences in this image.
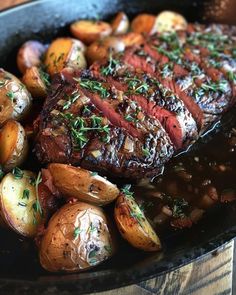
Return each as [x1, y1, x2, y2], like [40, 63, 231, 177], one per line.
[131, 13, 156, 35]
[111, 12, 130, 35]
[48, 163, 120, 205]
[22, 67, 49, 99]
[39, 202, 116, 272]
[70, 20, 112, 45]
[0, 69, 32, 126]
[44, 38, 87, 76]
[120, 32, 145, 47]
[0, 120, 28, 171]
[0, 170, 43, 237]
[154, 11, 188, 33]
[86, 36, 125, 64]
[17, 40, 46, 74]
[114, 191, 161, 251]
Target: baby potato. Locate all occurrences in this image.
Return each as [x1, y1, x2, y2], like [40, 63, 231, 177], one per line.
[39, 202, 116, 272]
[70, 20, 112, 45]
[154, 11, 188, 33]
[0, 170, 43, 237]
[17, 40, 46, 74]
[120, 32, 145, 47]
[44, 38, 87, 76]
[48, 163, 120, 205]
[111, 12, 130, 35]
[22, 67, 49, 99]
[86, 36, 125, 64]
[0, 69, 32, 126]
[114, 192, 161, 251]
[0, 120, 28, 172]
[131, 13, 156, 35]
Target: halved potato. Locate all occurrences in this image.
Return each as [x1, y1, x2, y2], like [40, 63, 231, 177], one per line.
[48, 163, 120, 205]
[120, 32, 145, 47]
[22, 66, 49, 99]
[86, 36, 125, 64]
[111, 12, 130, 35]
[70, 20, 112, 45]
[0, 120, 28, 172]
[44, 38, 87, 76]
[39, 202, 116, 272]
[154, 11, 188, 33]
[0, 69, 32, 126]
[114, 191, 161, 251]
[131, 13, 156, 34]
[17, 40, 46, 74]
[0, 170, 43, 237]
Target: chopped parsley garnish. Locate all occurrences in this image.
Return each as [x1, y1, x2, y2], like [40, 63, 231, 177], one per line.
[142, 147, 150, 157]
[6, 91, 15, 101]
[75, 78, 109, 99]
[124, 114, 136, 122]
[74, 227, 82, 238]
[12, 167, 24, 179]
[121, 184, 134, 199]
[39, 68, 51, 87]
[101, 54, 120, 76]
[31, 171, 43, 224]
[63, 90, 80, 110]
[22, 189, 30, 200]
[157, 47, 182, 63]
[125, 77, 149, 94]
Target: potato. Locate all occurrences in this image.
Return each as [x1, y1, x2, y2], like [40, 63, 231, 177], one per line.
[114, 191, 161, 251]
[70, 20, 112, 45]
[22, 66, 49, 99]
[120, 32, 145, 47]
[0, 170, 43, 237]
[86, 36, 125, 64]
[39, 202, 116, 272]
[154, 11, 188, 33]
[48, 163, 120, 205]
[17, 40, 46, 74]
[131, 13, 156, 35]
[0, 69, 32, 126]
[0, 120, 28, 171]
[44, 38, 87, 76]
[111, 12, 130, 35]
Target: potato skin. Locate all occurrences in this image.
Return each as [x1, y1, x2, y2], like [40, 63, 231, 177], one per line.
[131, 14, 156, 34]
[154, 11, 188, 33]
[0, 69, 32, 126]
[44, 38, 87, 76]
[86, 36, 125, 64]
[48, 163, 120, 205]
[0, 120, 28, 171]
[114, 194, 161, 251]
[120, 32, 145, 47]
[111, 12, 130, 35]
[22, 66, 48, 99]
[39, 202, 116, 272]
[0, 170, 42, 237]
[17, 40, 46, 74]
[70, 20, 112, 45]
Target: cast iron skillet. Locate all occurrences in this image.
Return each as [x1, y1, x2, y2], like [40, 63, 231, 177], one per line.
[0, 1, 236, 294]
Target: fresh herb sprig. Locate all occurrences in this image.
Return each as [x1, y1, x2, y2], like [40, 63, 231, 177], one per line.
[63, 90, 80, 110]
[75, 78, 109, 99]
[101, 54, 120, 76]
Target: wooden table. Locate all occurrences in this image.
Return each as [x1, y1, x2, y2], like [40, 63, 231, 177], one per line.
[1, 1, 235, 294]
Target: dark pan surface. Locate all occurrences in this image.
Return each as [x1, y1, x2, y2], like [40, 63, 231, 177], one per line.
[0, 0, 236, 294]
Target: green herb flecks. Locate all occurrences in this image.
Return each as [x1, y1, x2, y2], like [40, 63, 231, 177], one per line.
[124, 76, 149, 95]
[6, 91, 15, 101]
[157, 47, 182, 63]
[74, 227, 82, 239]
[0, 80, 6, 88]
[75, 78, 109, 99]
[31, 171, 43, 224]
[12, 167, 24, 179]
[163, 195, 189, 219]
[104, 245, 112, 254]
[227, 71, 236, 83]
[201, 80, 229, 93]
[89, 223, 97, 233]
[39, 68, 51, 87]
[142, 147, 150, 157]
[101, 54, 120, 76]
[22, 189, 30, 200]
[0, 165, 4, 181]
[63, 90, 80, 110]
[121, 184, 134, 199]
[90, 171, 98, 176]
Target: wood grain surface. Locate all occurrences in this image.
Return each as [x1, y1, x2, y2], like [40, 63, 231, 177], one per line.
[0, 1, 235, 295]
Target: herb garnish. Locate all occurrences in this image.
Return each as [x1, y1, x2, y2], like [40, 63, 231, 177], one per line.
[142, 147, 150, 157]
[12, 167, 24, 179]
[75, 78, 109, 98]
[63, 90, 80, 110]
[74, 227, 82, 239]
[163, 195, 189, 218]
[104, 245, 112, 254]
[31, 171, 43, 224]
[201, 80, 229, 93]
[124, 77, 149, 94]
[0, 165, 4, 181]
[22, 189, 30, 200]
[227, 71, 236, 82]
[101, 54, 120, 76]
[6, 91, 15, 101]
[39, 68, 51, 87]
[89, 223, 97, 233]
[90, 171, 98, 176]
[121, 184, 134, 199]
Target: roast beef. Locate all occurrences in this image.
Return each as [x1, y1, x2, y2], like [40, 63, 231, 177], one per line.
[35, 24, 236, 179]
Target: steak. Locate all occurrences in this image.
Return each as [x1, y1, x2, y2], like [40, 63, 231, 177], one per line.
[35, 24, 236, 179]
